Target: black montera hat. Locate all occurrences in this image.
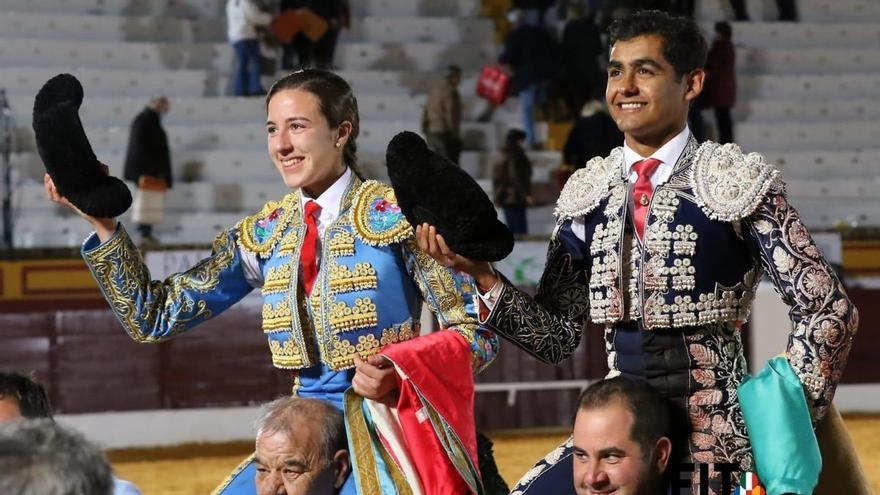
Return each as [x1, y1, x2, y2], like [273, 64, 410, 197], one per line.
[33, 74, 131, 218]
[386, 131, 514, 262]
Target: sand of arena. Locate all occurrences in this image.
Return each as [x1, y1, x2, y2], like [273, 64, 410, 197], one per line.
[107, 414, 880, 494]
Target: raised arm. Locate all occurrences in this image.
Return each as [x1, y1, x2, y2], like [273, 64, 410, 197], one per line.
[83, 224, 254, 343]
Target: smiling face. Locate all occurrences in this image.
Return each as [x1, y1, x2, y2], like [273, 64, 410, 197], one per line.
[266, 88, 350, 198]
[572, 400, 669, 495]
[605, 34, 703, 156]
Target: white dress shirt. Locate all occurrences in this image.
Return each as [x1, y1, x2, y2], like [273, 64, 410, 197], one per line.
[240, 168, 354, 288]
[571, 126, 690, 242]
[479, 127, 691, 311]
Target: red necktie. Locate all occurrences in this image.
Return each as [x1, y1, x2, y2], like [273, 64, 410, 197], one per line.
[632, 158, 661, 240]
[300, 200, 322, 296]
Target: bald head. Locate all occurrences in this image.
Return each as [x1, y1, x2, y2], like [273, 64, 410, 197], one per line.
[149, 96, 170, 114]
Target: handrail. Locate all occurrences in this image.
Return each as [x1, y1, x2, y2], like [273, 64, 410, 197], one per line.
[475, 379, 592, 406]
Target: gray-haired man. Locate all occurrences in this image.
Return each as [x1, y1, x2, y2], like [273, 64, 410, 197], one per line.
[254, 397, 351, 495]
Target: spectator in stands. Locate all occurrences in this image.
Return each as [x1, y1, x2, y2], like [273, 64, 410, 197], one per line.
[0, 419, 115, 495]
[416, 10, 858, 494]
[572, 377, 673, 495]
[499, 8, 561, 149]
[776, 0, 798, 21]
[282, 0, 350, 69]
[561, 98, 623, 188]
[253, 397, 349, 495]
[560, 3, 605, 120]
[422, 65, 463, 165]
[727, 0, 750, 20]
[725, 0, 797, 21]
[123, 97, 172, 246]
[704, 22, 736, 144]
[0, 371, 53, 423]
[492, 129, 533, 235]
[514, 0, 556, 26]
[0, 372, 142, 495]
[45, 68, 497, 495]
[227, 0, 272, 96]
[280, 0, 308, 70]
[311, 0, 349, 69]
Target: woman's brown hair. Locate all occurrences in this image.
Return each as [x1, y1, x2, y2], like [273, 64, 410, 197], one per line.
[266, 69, 363, 177]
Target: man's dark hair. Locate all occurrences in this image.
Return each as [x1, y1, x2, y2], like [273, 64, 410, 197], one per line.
[714, 21, 732, 39]
[576, 376, 671, 459]
[504, 128, 527, 149]
[608, 10, 707, 80]
[445, 65, 462, 78]
[0, 372, 53, 420]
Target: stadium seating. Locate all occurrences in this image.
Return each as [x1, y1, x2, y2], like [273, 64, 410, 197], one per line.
[0, 0, 878, 248]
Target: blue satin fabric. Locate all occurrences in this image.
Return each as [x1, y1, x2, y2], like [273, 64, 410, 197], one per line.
[738, 356, 821, 495]
[296, 363, 355, 411]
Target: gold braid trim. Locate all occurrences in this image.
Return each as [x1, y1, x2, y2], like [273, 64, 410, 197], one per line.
[262, 300, 292, 332]
[209, 453, 255, 495]
[237, 194, 299, 259]
[377, 437, 414, 495]
[344, 390, 382, 495]
[425, 403, 482, 493]
[84, 224, 235, 343]
[329, 297, 378, 333]
[329, 231, 356, 257]
[261, 263, 292, 295]
[277, 230, 300, 257]
[351, 180, 413, 247]
[269, 339, 305, 368]
[379, 320, 418, 346]
[329, 262, 378, 294]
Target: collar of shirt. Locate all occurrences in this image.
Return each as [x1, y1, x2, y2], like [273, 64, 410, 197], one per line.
[621, 126, 690, 188]
[300, 167, 353, 236]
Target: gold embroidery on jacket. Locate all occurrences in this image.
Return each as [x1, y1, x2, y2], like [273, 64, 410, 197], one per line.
[85, 225, 234, 343]
[351, 181, 413, 246]
[263, 300, 292, 332]
[380, 320, 418, 346]
[329, 297, 379, 333]
[329, 231, 356, 257]
[237, 194, 299, 258]
[277, 230, 300, 257]
[269, 339, 306, 368]
[329, 262, 378, 294]
[262, 263, 292, 295]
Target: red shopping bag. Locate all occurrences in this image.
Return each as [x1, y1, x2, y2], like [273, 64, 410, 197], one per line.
[476, 64, 510, 105]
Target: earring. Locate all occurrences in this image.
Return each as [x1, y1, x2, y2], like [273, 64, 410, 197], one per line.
[335, 142, 341, 148]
